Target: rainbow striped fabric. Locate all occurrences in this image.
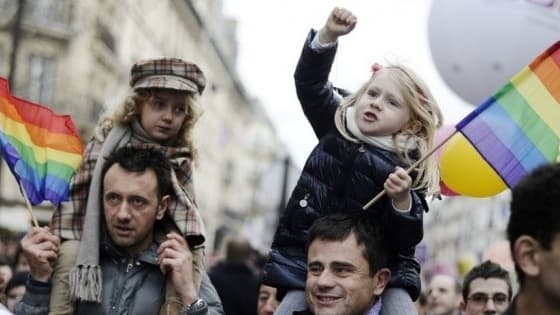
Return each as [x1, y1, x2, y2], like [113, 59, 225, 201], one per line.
[0, 77, 83, 205]
[454, 41, 560, 190]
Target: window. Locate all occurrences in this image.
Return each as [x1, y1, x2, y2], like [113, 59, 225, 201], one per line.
[96, 22, 115, 53]
[27, 55, 55, 105]
[30, 0, 71, 26]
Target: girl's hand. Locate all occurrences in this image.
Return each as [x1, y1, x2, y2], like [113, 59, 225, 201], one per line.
[384, 167, 412, 211]
[319, 7, 357, 44]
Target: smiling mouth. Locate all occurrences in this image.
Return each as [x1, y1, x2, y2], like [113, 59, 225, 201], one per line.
[314, 295, 341, 306]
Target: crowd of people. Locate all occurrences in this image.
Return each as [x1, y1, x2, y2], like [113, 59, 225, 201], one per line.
[0, 6, 559, 315]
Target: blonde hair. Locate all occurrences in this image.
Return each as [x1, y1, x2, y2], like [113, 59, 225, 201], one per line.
[100, 88, 202, 160]
[335, 64, 443, 196]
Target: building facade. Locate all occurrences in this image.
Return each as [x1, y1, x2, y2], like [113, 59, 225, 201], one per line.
[0, 0, 293, 252]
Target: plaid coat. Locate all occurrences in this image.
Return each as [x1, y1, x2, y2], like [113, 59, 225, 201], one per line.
[51, 123, 206, 246]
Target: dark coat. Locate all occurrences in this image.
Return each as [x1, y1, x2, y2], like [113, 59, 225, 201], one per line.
[209, 262, 258, 315]
[263, 29, 426, 300]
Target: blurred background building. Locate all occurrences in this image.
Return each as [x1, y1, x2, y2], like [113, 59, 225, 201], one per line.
[0, 0, 300, 254]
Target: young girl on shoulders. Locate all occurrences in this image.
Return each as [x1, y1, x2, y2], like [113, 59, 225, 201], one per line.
[264, 7, 442, 315]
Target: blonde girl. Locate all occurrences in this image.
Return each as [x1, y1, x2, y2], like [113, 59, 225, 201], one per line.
[264, 7, 442, 315]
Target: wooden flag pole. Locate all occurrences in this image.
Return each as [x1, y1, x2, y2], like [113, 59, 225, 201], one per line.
[18, 182, 39, 227]
[362, 129, 459, 210]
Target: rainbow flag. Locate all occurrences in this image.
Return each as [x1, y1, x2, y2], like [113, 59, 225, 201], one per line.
[440, 41, 560, 196]
[0, 77, 83, 205]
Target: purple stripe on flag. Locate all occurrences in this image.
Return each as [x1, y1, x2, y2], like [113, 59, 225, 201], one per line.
[456, 96, 495, 129]
[460, 118, 527, 187]
[479, 100, 549, 171]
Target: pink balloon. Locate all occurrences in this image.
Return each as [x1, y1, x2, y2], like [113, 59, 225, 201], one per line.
[434, 125, 456, 159]
[436, 125, 460, 196]
[440, 180, 459, 196]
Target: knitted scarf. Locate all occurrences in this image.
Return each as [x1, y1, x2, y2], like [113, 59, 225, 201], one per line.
[68, 120, 177, 302]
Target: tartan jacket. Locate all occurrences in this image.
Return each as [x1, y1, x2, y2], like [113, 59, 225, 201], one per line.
[50, 122, 206, 246]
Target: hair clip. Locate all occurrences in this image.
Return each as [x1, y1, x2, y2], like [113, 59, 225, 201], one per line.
[371, 62, 383, 73]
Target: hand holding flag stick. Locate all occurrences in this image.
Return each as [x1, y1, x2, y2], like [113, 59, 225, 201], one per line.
[363, 39, 560, 209]
[362, 129, 458, 210]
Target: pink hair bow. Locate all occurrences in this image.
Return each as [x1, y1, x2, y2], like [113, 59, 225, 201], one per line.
[371, 62, 383, 73]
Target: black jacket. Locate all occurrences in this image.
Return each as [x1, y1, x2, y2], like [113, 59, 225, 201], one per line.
[263, 29, 426, 300]
[209, 262, 258, 315]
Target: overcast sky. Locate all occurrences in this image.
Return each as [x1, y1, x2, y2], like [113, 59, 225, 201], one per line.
[223, 0, 474, 167]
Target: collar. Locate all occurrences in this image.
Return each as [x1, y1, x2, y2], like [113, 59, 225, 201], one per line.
[100, 233, 160, 266]
[365, 297, 382, 315]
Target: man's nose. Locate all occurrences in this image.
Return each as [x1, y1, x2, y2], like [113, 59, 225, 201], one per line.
[483, 299, 497, 313]
[116, 203, 131, 220]
[316, 271, 336, 287]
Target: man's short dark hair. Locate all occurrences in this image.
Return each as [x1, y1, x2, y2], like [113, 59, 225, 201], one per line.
[462, 260, 512, 302]
[225, 236, 253, 264]
[308, 212, 388, 276]
[101, 147, 173, 199]
[5, 271, 28, 294]
[507, 163, 560, 285]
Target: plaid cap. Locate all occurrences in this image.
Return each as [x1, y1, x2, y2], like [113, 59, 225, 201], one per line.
[130, 58, 206, 94]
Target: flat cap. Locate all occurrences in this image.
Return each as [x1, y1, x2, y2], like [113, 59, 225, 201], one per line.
[130, 58, 206, 94]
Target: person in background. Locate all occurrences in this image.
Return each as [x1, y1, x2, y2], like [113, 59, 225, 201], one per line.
[502, 163, 560, 315]
[427, 274, 462, 315]
[209, 236, 259, 315]
[5, 271, 28, 313]
[0, 257, 13, 314]
[0, 256, 13, 298]
[257, 283, 279, 315]
[460, 260, 512, 315]
[263, 6, 443, 315]
[12, 244, 30, 273]
[416, 291, 428, 315]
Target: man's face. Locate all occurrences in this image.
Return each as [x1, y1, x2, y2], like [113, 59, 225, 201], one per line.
[103, 164, 167, 255]
[461, 278, 510, 315]
[305, 233, 388, 315]
[0, 265, 12, 291]
[536, 233, 560, 307]
[257, 284, 279, 315]
[427, 274, 462, 315]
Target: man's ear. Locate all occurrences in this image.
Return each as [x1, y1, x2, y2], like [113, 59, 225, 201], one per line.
[372, 268, 391, 295]
[513, 235, 541, 278]
[156, 195, 170, 220]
